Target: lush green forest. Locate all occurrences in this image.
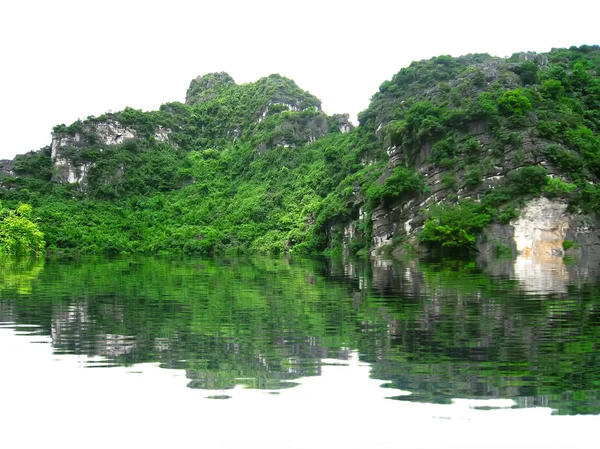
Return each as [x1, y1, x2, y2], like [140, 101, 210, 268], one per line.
[1, 45, 599, 256]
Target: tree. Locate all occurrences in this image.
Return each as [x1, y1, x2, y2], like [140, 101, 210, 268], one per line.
[515, 61, 539, 85]
[0, 202, 46, 255]
[498, 89, 532, 116]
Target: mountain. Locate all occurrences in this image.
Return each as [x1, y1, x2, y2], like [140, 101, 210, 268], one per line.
[1, 45, 599, 258]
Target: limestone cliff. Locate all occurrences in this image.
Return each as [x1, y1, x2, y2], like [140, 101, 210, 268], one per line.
[334, 47, 600, 260]
[50, 119, 171, 188]
[1, 45, 598, 257]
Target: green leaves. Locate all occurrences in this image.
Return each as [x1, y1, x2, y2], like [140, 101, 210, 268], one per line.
[419, 201, 491, 251]
[0, 202, 46, 255]
[498, 89, 533, 116]
[365, 166, 425, 207]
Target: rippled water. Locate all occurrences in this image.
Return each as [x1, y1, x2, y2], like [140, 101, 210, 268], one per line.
[1, 255, 599, 448]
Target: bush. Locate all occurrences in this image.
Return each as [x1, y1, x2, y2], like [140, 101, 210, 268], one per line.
[544, 178, 577, 198]
[365, 167, 425, 207]
[0, 202, 46, 255]
[464, 166, 483, 188]
[506, 166, 548, 195]
[515, 61, 539, 85]
[419, 201, 491, 250]
[498, 89, 533, 116]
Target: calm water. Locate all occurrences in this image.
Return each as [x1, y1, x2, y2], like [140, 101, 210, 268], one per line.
[1, 255, 599, 448]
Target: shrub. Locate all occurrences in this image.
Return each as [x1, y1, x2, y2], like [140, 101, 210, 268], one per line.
[506, 166, 548, 195]
[0, 202, 46, 255]
[498, 89, 533, 116]
[464, 166, 483, 188]
[544, 178, 577, 198]
[419, 201, 491, 250]
[365, 167, 425, 207]
[515, 61, 539, 85]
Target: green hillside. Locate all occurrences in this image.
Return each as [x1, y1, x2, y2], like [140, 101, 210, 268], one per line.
[1, 45, 599, 256]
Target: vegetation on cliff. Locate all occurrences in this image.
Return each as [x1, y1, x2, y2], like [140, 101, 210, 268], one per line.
[0, 45, 599, 256]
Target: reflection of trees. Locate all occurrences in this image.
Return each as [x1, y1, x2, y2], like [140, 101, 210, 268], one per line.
[338, 258, 600, 415]
[0, 255, 599, 414]
[0, 257, 44, 295]
[2, 257, 358, 388]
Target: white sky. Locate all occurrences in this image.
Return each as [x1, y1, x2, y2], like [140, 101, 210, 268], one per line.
[0, 0, 598, 160]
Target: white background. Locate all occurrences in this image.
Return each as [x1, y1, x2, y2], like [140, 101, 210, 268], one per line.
[1, 0, 598, 159]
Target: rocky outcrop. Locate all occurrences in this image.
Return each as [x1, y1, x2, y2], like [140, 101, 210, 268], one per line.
[51, 119, 170, 187]
[511, 197, 569, 258]
[332, 114, 355, 134]
[186, 72, 236, 106]
[0, 160, 16, 190]
[0, 159, 14, 177]
[358, 121, 599, 257]
[257, 111, 330, 151]
[478, 197, 600, 261]
[51, 120, 134, 187]
[517, 51, 549, 66]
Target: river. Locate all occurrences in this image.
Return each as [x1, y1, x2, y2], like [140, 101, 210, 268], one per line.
[1, 255, 598, 448]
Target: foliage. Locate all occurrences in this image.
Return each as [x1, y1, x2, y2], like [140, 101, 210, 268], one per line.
[365, 166, 425, 207]
[544, 177, 577, 198]
[419, 201, 491, 251]
[498, 89, 532, 116]
[0, 202, 45, 255]
[506, 166, 549, 195]
[514, 61, 539, 85]
[2, 45, 600, 255]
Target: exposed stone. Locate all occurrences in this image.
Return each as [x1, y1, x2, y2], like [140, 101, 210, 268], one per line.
[53, 158, 92, 185]
[50, 119, 168, 188]
[511, 197, 569, 259]
[518, 51, 549, 67]
[259, 112, 329, 151]
[0, 159, 14, 177]
[332, 114, 355, 134]
[153, 126, 171, 142]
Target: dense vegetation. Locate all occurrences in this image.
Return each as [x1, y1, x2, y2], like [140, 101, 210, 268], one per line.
[1, 45, 599, 255]
[0, 202, 45, 255]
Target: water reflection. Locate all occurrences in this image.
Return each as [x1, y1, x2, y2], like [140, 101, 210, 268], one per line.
[0, 255, 599, 415]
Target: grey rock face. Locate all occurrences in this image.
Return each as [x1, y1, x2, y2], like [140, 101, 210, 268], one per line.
[518, 51, 549, 66]
[50, 119, 170, 188]
[332, 114, 355, 134]
[51, 119, 137, 187]
[338, 114, 600, 257]
[0, 159, 14, 177]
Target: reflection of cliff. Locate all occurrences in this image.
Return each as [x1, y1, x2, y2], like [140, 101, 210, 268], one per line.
[1, 256, 599, 414]
[45, 295, 333, 387]
[335, 257, 600, 414]
[482, 252, 600, 295]
[0, 301, 15, 323]
[513, 256, 569, 293]
[50, 302, 137, 358]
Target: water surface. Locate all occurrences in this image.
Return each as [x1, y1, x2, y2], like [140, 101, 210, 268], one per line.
[1, 255, 599, 447]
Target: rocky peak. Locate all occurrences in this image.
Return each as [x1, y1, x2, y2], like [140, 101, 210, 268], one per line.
[185, 72, 236, 106]
[331, 114, 355, 134]
[50, 119, 170, 187]
[517, 51, 549, 67]
[256, 74, 322, 112]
